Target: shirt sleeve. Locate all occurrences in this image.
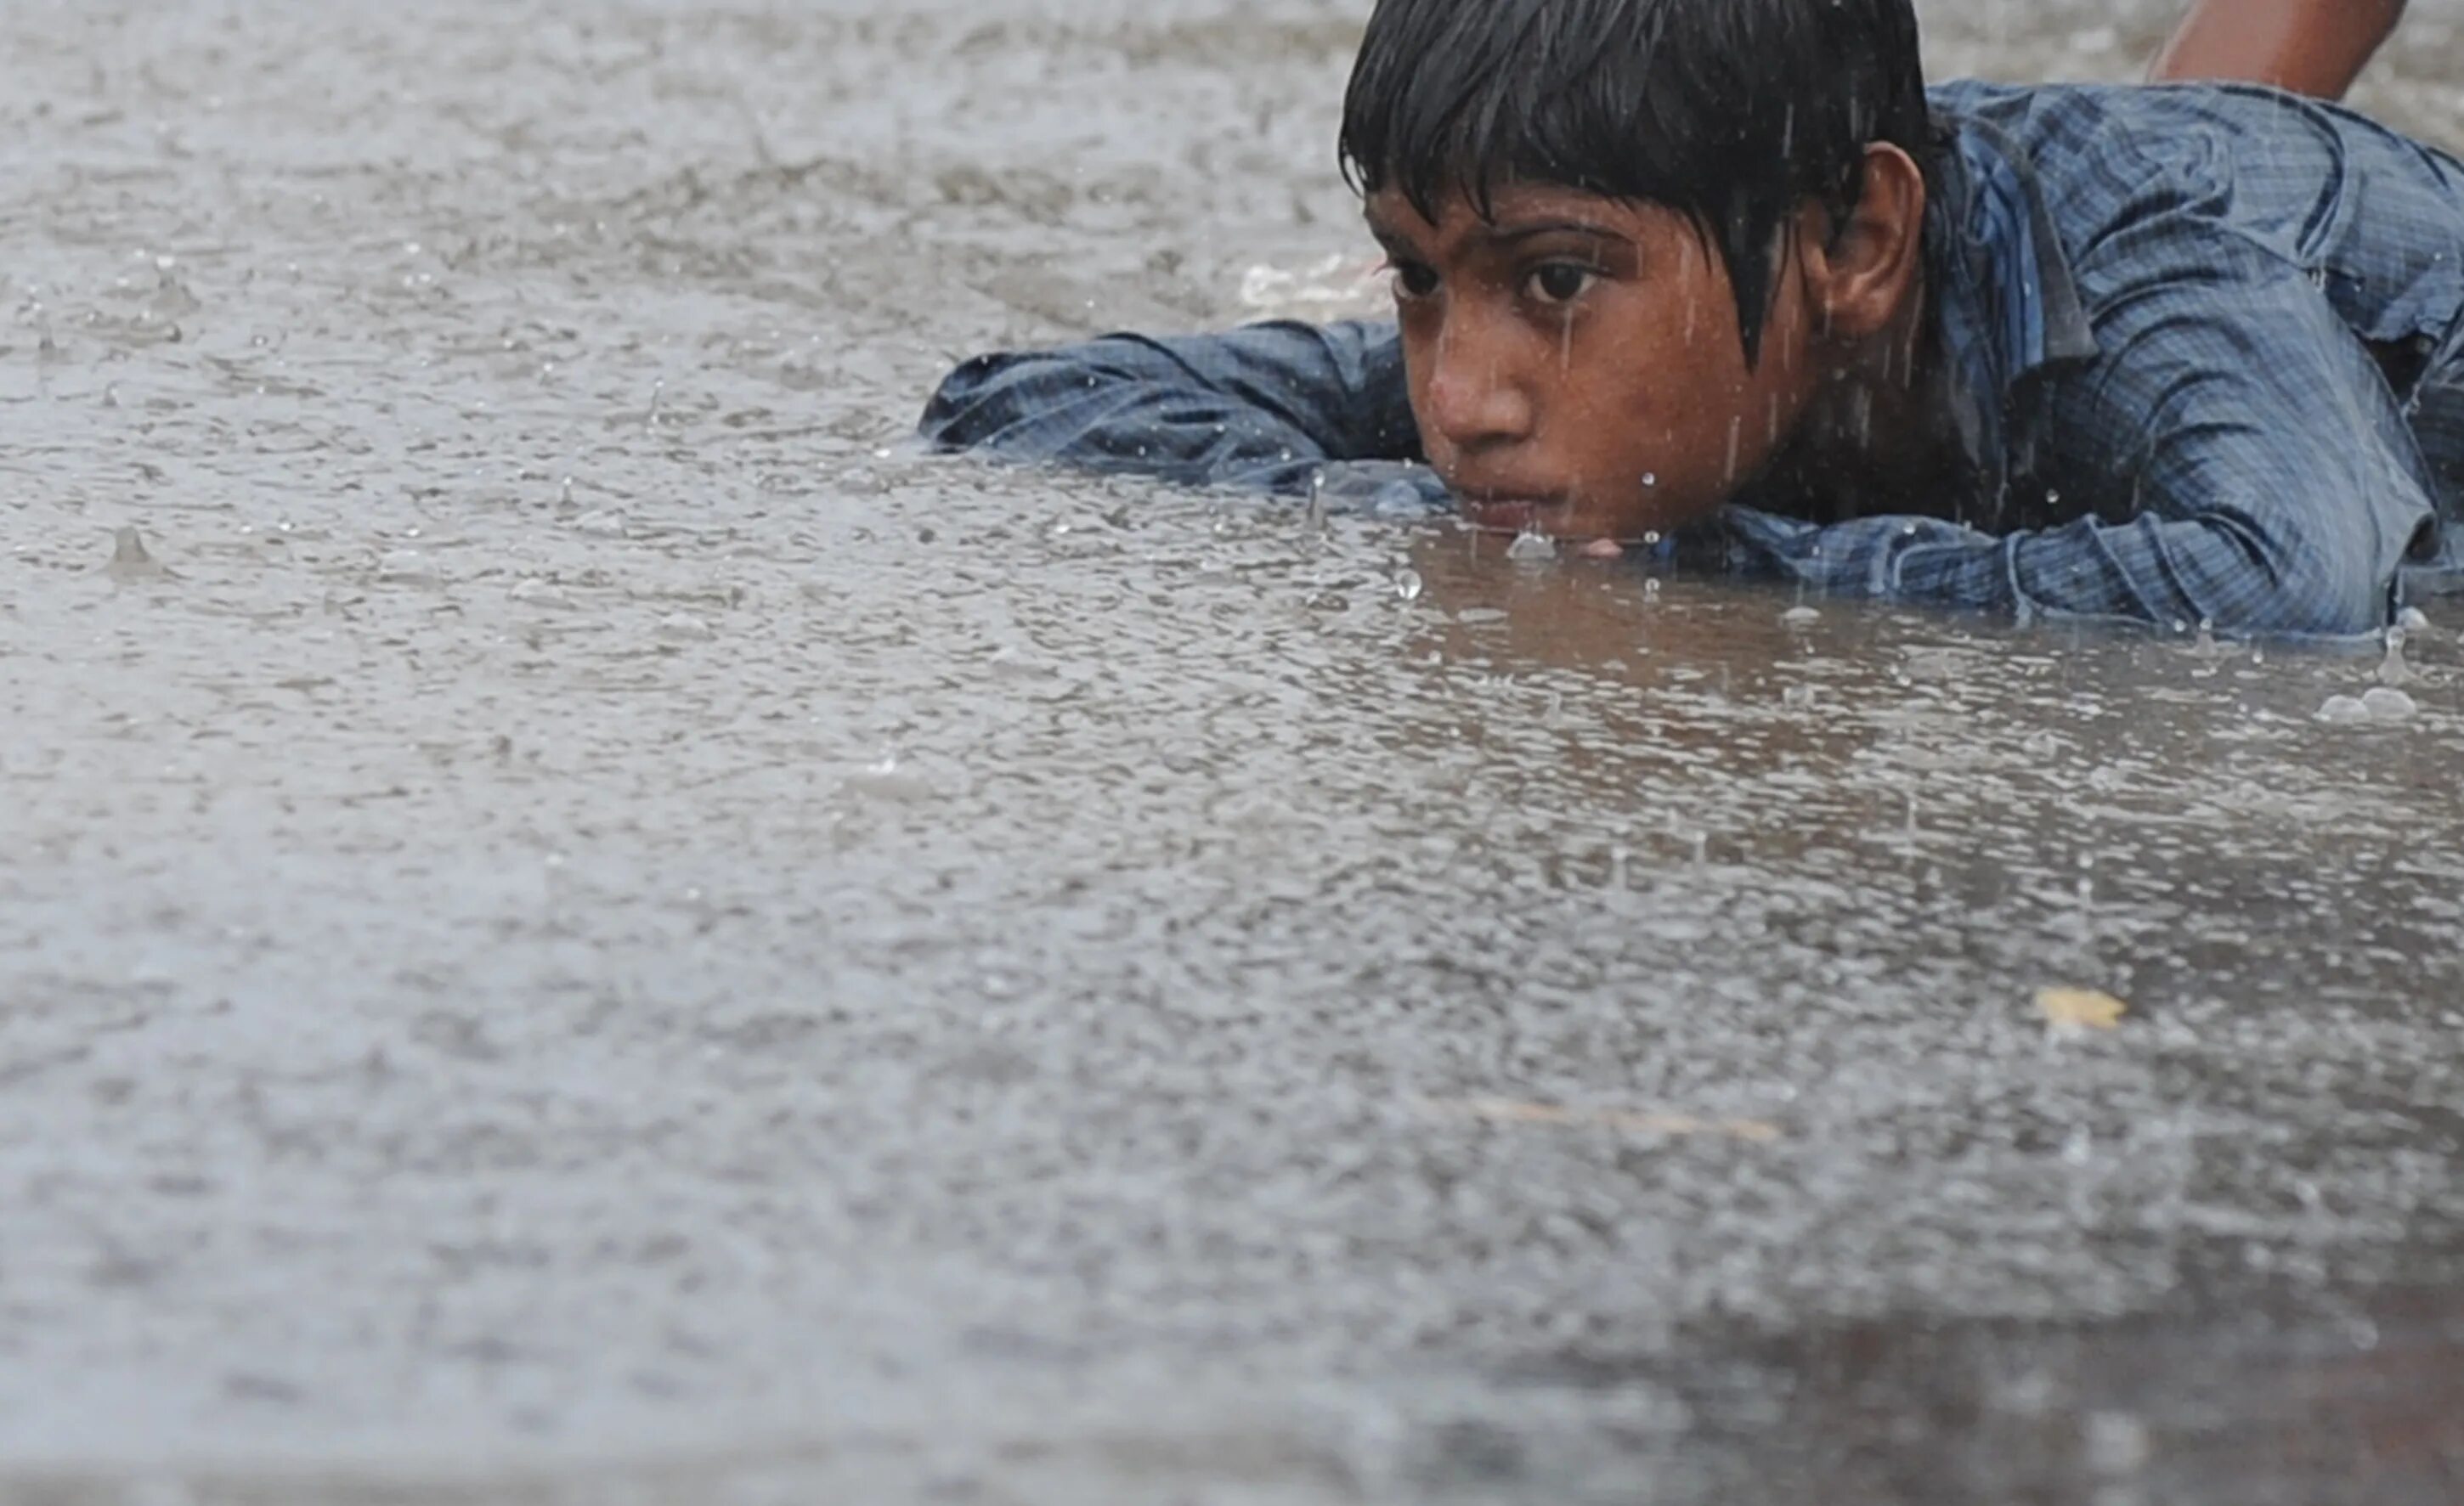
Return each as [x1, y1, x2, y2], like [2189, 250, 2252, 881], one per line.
[918, 319, 1421, 496]
[1726, 233, 2438, 639]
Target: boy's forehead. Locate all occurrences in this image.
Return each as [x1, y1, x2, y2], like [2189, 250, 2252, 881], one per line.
[1363, 183, 1653, 242]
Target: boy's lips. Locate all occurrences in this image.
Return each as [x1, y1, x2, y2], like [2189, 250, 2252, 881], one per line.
[1455, 492, 1571, 533]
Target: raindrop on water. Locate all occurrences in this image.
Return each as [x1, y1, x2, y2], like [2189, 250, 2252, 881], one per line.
[105, 527, 173, 584]
[1506, 530, 1557, 562]
[2360, 685, 2418, 721]
[2376, 626, 2413, 685]
[510, 577, 574, 609]
[1393, 568, 1424, 602]
[377, 548, 438, 584]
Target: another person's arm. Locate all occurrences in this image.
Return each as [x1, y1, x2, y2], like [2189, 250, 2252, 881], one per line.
[919, 319, 1424, 496]
[2150, 0, 2406, 99]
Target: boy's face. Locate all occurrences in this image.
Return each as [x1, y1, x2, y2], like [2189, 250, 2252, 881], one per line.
[1366, 184, 1822, 541]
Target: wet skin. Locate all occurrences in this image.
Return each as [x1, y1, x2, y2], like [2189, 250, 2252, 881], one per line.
[1365, 144, 1953, 542]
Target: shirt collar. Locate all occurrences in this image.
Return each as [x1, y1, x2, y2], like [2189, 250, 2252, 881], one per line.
[1925, 108, 2099, 481]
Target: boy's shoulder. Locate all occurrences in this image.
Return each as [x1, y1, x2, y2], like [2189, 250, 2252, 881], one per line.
[1924, 75, 2458, 170]
[1923, 76, 2464, 263]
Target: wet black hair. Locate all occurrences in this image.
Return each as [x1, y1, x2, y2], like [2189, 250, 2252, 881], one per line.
[1337, 0, 1934, 364]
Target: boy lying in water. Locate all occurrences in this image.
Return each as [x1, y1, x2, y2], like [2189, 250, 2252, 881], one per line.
[920, 0, 2464, 637]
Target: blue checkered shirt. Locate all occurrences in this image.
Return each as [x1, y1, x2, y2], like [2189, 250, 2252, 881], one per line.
[922, 82, 2464, 638]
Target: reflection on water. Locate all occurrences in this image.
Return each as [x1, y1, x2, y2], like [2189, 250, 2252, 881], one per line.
[3, 0, 2463, 1500]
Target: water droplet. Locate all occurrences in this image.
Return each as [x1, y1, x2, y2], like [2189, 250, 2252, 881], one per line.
[1393, 568, 1424, 601]
[2085, 1412, 2152, 1476]
[2360, 685, 2418, 721]
[105, 527, 172, 583]
[2398, 606, 2432, 633]
[1640, 472, 1657, 488]
[558, 475, 575, 505]
[1781, 606, 1820, 627]
[2377, 626, 2414, 685]
[1506, 530, 1557, 562]
[658, 612, 716, 643]
[574, 510, 628, 539]
[2317, 694, 2371, 725]
[377, 548, 438, 584]
[841, 756, 934, 803]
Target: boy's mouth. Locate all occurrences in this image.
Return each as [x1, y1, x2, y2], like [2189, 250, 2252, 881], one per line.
[1454, 491, 1572, 534]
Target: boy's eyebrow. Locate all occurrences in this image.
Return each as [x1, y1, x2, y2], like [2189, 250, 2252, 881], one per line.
[1362, 217, 1421, 256]
[1362, 213, 1629, 257]
[1480, 220, 1627, 247]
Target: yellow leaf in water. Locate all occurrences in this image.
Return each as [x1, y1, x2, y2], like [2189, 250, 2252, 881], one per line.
[2037, 987, 2128, 1030]
[1424, 1097, 1782, 1143]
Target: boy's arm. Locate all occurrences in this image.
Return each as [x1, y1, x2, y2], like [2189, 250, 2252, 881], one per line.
[1723, 243, 2435, 639]
[2150, 0, 2406, 99]
[918, 319, 1421, 495]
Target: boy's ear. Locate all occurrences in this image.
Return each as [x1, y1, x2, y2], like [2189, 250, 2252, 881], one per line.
[1800, 144, 1926, 344]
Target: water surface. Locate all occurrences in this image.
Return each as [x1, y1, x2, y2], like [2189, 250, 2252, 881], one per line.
[3, 1, 2462, 1500]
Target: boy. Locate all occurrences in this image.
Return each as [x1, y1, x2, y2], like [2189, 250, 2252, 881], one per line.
[920, 0, 2464, 637]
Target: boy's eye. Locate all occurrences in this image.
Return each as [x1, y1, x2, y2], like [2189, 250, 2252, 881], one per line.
[1525, 263, 1597, 305]
[1389, 261, 1439, 300]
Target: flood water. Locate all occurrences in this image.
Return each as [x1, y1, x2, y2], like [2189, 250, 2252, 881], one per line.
[4, 0, 2463, 1500]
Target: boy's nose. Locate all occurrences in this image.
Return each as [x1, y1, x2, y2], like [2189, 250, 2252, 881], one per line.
[1421, 334, 1534, 454]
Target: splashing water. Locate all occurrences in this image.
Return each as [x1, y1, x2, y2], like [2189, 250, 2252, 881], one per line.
[2361, 686, 2419, 721]
[1506, 530, 1557, 562]
[2376, 626, 2414, 685]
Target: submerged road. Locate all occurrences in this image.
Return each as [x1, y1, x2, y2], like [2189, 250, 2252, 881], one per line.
[2, 0, 2461, 1499]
